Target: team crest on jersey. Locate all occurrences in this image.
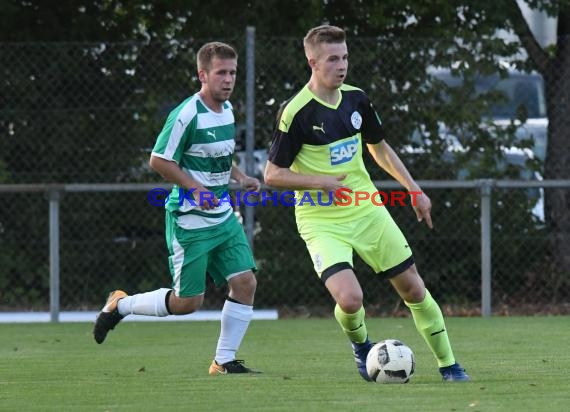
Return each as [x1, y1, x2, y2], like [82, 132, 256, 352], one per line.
[351, 111, 362, 130]
[330, 137, 358, 165]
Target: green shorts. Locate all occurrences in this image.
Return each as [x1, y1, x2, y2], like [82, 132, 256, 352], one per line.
[297, 207, 413, 281]
[165, 212, 257, 297]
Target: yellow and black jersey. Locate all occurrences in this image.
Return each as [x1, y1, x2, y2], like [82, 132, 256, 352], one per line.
[268, 83, 385, 223]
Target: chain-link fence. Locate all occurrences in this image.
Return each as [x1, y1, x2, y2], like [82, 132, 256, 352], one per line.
[1, 31, 569, 316]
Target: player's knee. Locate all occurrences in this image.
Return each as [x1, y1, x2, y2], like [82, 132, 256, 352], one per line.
[170, 295, 203, 315]
[404, 287, 426, 304]
[391, 265, 426, 303]
[397, 281, 425, 303]
[336, 291, 363, 313]
[229, 271, 257, 295]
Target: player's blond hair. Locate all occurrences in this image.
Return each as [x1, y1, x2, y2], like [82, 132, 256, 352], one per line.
[197, 42, 237, 72]
[303, 25, 346, 58]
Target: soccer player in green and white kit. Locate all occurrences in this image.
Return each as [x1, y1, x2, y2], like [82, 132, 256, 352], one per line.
[93, 42, 261, 375]
[265, 25, 470, 382]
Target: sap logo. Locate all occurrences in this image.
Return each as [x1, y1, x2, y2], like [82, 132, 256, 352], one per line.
[330, 139, 358, 165]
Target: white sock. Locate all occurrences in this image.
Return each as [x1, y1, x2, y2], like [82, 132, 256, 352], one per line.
[214, 300, 253, 365]
[117, 288, 171, 317]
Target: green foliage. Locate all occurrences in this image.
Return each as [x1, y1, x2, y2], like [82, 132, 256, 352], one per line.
[0, 159, 9, 182]
[253, 199, 329, 308]
[0, 194, 49, 309]
[57, 192, 171, 309]
[2, 1, 566, 309]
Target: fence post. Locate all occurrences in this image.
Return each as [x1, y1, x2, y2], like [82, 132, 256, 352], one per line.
[48, 188, 61, 323]
[480, 179, 493, 317]
[244, 26, 256, 249]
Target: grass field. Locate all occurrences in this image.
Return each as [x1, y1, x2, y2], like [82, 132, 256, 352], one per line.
[1, 316, 569, 411]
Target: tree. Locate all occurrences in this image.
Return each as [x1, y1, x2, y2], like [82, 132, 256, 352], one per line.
[508, 1, 570, 275]
[324, 0, 570, 278]
[1, 0, 567, 309]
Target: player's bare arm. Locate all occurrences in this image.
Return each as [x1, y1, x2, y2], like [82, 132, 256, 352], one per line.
[230, 163, 261, 192]
[366, 141, 433, 228]
[149, 154, 219, 210]
[264, 160, 347, 193]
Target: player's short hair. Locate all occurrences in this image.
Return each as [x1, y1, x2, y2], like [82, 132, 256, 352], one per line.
[197, 42, 237, 72]
[303, 25, 346, 57]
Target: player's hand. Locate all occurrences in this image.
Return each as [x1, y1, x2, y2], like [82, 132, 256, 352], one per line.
[195, 187, 219, 210]
[240, 176, 261, 192]
[319, 174, 349, 203]
[320, 174, 348, 193]
[412, 191, 433, 229]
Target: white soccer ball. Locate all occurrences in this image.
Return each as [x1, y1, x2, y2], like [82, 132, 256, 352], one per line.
[366, 339, 415, 384]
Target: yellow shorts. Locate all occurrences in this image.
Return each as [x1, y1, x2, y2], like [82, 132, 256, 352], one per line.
[297, 207, 413, 281]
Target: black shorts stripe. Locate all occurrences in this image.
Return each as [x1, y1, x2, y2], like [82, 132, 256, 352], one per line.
[378, 255, 415, 279]
[321, 262, 353, 284]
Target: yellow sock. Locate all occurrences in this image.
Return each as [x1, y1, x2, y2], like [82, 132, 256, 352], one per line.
[405, 289, 455, 367]
[334, 304, 368, 343]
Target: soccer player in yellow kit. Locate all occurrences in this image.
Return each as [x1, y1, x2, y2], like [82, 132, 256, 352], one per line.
[265, 25, 469, 382]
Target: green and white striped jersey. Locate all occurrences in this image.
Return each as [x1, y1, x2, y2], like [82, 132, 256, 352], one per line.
[152, 94, 235, 230]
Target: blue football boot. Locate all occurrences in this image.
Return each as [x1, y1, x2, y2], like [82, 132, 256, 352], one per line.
[351, 339, 374, 381]
[440, 362, 471, 382]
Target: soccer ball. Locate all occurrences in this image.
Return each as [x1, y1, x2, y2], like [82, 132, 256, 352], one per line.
[366, 339, 415, 383]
